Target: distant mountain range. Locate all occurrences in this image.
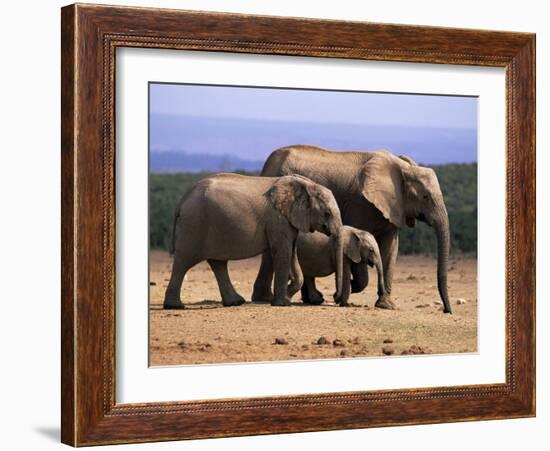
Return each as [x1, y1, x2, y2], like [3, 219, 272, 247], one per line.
[150, 151, 263, 173]
[150, 114, 477, 172]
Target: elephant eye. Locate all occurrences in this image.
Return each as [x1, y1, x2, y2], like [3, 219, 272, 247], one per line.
[423, 194, 429, 200]
[324, 210, 331, 218]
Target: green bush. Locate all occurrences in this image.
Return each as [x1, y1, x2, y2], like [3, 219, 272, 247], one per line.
[149, 173, 207, 250]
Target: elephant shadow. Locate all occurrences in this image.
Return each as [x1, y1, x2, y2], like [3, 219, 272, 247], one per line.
[150, 300, 365, 310]
[150, 300, 220, 310]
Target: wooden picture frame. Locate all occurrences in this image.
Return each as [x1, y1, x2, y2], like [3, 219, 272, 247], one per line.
[61, 3, 535, 446]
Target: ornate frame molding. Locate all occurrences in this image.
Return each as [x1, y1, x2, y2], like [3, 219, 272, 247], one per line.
[61, 4, 535, 446]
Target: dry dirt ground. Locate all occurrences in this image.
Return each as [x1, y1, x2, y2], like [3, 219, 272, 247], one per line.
[149, 251, 477, 366]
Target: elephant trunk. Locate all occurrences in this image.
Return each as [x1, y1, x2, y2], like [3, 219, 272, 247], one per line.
[334, 230, 345, 299]
[169, 210, 179, 256]
[434, 205, 452, 314]
[373, 250, 385, 299]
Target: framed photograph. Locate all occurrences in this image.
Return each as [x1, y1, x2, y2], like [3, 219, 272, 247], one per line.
[61, 3, 535, 446]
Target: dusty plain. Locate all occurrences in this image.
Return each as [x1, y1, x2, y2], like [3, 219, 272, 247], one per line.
[149, 251, 477, 366]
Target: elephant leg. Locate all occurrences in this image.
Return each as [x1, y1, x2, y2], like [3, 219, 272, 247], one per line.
[375, 231, 398, 310]
[251, 252, 274, 304]
[301, 277, 325, 305]
[207, 259, 245, 307]
[350, 262, 369, 293]
[271, 244, 293, 307]
[286, 241, 304, 299]
[163, 250, 200, 309]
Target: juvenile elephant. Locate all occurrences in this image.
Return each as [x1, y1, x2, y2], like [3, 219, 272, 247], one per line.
[252, 145, 452, 314]
[163, 173, 343, 309]
[297, 226, 385, 307]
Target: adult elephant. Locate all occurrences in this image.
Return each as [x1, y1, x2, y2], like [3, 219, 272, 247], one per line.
[251, 145, 452, 314]
[164, 173, 344, 309]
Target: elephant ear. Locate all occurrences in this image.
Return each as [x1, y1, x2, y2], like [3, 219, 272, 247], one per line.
[360, 151, 405, 228]
[344, 229, 362, 263]
[267, 176, 312, 233]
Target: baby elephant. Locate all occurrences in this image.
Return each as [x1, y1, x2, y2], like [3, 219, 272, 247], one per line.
[164, 173, 343, 309]
[297, 226, 385, 307]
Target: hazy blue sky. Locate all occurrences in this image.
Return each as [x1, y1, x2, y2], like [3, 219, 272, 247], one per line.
[149, 83, 478, 170]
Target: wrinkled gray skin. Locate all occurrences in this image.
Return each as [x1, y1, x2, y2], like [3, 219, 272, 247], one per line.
[298, 226, 385, 307]
[252, 146, 452, 314]
[164, 173, 343, 309]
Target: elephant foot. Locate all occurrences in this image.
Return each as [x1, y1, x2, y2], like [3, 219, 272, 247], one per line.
[333, 293, 349, 307]
[271, 296, 291, 307]
[374, 295, 397, 310]
[222, 294, 246, 307]
[303, 289, 324, 305]
[251, 291, 274, 304]
[287, 283, 303, 300]
[163, 302, 185, 310]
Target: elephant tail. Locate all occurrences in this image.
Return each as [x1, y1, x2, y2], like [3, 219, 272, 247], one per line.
[169, 187, 194, 256]
[169, 210, 179, 257]
[170, 194, 188, 257]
